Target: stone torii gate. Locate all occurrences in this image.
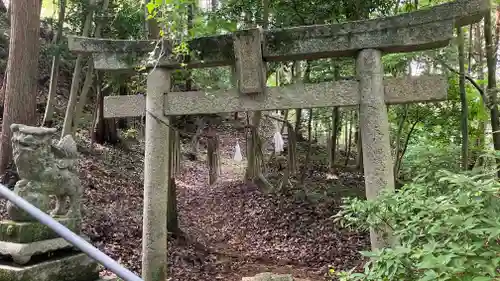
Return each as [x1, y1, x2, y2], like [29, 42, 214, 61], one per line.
[67, 0, 489, 280]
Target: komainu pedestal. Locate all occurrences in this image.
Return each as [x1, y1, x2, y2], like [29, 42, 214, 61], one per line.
[0, 124, 99, 281]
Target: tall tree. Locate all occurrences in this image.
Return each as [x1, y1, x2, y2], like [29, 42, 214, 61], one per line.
[0, 0, 42, 177]
[43, 0, 67, 127]
[475, 23, 485, 167]
[61, 0, 96, 139]
[484, 8, 500, 177]
[72, 0, 111, 132]
[457, 26, 469, 170]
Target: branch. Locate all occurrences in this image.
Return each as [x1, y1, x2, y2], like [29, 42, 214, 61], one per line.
[434, 57, 485, 100]
[146, 110, 254, 138]
[264, 114, 293, 128]
[290, 0, 307, 25]
[146, 110, 211, 138]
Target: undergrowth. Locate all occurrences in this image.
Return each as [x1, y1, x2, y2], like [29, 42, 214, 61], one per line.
[330, 158, 500, 280]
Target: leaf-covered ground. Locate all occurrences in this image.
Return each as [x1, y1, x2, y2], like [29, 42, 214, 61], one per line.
[73, 127, 369, 281]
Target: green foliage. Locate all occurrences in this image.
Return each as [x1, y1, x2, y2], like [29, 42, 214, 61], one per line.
[122, 128, 139, 140]
[400, 141, 461, 181]
[332, 167, 500, 280]
[145, 0, 197, 56]
[108, 0, 145, 39]
[65, 0, 93, 34]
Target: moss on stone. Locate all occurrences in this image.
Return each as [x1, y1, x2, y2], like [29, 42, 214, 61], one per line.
[0, 219, 81, 243]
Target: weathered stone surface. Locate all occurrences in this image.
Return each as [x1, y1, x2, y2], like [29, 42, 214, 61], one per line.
[242, 272, 294, 281]
[68, 37, 158, 53]
[163, 81, 359, 115]
[357, 49, 395, 250]
[91, 50, 231, 70]
[103, 95, 145, 118]
[384, 75, 447, 104]
[233, 28, 265, 94]
[0, 252, 99, 281]
[264, 20, 454, 61]
[0, 238, 73, 265]
[68, 0, 489, 70]
[142, 68, 170, 281]
[0, 218, 81, 243]
[69, 33, 234, 62]
[7, 124, 83, 222]
[265, 0, 488, 61]
[102, 75, 447, 117]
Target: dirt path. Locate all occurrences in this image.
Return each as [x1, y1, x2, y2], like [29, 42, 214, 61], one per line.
[172, 130, 369, 280]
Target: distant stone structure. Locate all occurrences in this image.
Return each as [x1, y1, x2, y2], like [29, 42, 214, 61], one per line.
[67, 1, 490, 280]
[0, 124, 100, 281]
[242, 272, 294, 281]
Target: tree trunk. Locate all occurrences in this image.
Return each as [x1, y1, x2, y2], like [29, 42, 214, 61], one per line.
[244, 0, 272, 190]
[166, 177, 179, 235]
[0, 0, 41, 177]
[92, 72, 118, 145]
[173, 130, 181, 175]
[475, 22, 486, 167]
[207, 131, 220, 185]
[467, 24, 473, 74]
[345, 110, 353, 166]
[245, 113, 273, 190]
[329, 64, 341, 168]
[0, 64, 7, 113]
[313, 114, 319, 142]
[166, 126, 179, 235]
[484, 9, 500, 177]
[291, 60, 303, 141]
[280, 110, 288, 134]
[116, 84, 129, 130]
[356, 125, 363, 170]
[329, 108, 340, 167]
[294, 109, 302, 139]
[42, 0, 66, 127]
[188, 116, 204, 161]
[72, 0, 110, 133]
[61, 0, 96, 139]
[300, 108, 313, 184]
[457, 27, 469, 170]
[393, 105, 408, 178]
[91, 73, 104, 144]
[343, 111, 348, 161]
[354, 110, 362, 169]
[211, 0, 218, 11]
[144, 0, 159, 38]
[184, 3, 193, 91]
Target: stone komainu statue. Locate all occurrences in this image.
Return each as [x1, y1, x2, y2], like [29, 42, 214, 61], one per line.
[7, 124, 83, 221]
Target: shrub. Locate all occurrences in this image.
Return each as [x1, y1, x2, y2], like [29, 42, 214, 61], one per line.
[400, 143, 462, 182]
[332, 169, 500, 280]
